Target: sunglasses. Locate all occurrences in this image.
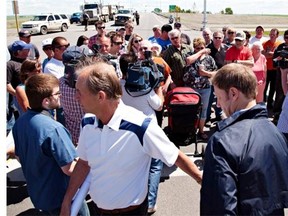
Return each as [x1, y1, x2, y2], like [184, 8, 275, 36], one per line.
[284, 36, 288, 39]
[97, 26, 105, 30]
[214, 37, 222, 40]
[235, 39, 243, 42]
[55, 43, 70, 49]
[43, 46, 53, 51]
[139, 47, 148, 51]
[113, 41, 123, 45]
[170, 37, 179, 40]
[134, 39, 142, 43]
[228, 31, 235, 34]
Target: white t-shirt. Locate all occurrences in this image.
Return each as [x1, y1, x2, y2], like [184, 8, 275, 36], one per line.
[120, 79, 162, 121]
[77, 101, 179, 209]
[43, 57, 65, 79]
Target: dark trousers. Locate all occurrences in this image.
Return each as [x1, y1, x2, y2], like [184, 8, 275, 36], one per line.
[273, 68, 285, 120]
[264, 69, 277, 106]
[91, 196, 148, 216]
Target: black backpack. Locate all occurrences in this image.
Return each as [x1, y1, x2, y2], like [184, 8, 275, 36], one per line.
[125, 55, 164, 97]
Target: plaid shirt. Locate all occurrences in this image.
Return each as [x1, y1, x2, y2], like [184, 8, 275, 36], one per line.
[59, 78, 85, 145]
[88, 34, 100, 49]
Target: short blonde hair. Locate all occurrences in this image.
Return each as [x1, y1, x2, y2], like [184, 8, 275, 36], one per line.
[193, 37, 206, 48]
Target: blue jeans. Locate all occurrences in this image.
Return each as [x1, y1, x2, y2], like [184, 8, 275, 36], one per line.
[195, 87, 211, 120]
[148, 158, 163, 208]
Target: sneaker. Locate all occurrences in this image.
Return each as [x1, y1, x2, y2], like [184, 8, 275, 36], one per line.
[148, 205, 157, 214]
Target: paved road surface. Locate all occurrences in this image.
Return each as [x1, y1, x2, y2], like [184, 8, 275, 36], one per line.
[6, 12, 288, 216]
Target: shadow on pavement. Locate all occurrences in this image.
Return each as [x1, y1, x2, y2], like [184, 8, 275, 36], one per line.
[7, 180, 29, 205]
[16, 209, 46, 216]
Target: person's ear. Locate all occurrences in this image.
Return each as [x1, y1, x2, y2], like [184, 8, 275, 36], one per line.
[42, 98, 50, 108]
[229, 87, 238, 99]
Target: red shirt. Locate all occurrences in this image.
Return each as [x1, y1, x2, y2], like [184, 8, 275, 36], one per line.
[225, 45, 252, 61]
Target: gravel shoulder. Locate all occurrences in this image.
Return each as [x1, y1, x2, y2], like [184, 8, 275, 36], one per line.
[163, 13, 288, 31]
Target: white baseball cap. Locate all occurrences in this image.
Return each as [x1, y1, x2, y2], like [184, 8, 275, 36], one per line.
[42, 38, 53, 47]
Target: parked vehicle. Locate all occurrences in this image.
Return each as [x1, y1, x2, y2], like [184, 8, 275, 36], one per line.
[70, 12, 82, 24]
[80, 3, 117, 24]
[21, 13, 70, 35]
[114, 9, 134, 26]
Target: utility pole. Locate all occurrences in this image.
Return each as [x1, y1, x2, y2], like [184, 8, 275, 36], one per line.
[12, 0, 20, 33]
[202, 0, 207, 30]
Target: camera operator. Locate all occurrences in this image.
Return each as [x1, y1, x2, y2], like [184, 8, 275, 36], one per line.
[272, 30, 288, 124]
[92, 35, 122, 79]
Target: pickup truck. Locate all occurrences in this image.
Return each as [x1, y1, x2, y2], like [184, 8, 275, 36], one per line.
[114, 9, 134, 26]
[21, 13, 70, 35]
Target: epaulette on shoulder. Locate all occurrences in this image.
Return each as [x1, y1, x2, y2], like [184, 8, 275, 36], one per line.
[81, 116, 96, 128]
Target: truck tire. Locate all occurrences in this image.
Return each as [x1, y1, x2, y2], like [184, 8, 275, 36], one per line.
[61, 23, 68, 32]
[40, 26, 48, 35]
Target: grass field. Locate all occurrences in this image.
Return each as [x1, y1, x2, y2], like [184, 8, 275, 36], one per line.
[7, 15, 33, 29]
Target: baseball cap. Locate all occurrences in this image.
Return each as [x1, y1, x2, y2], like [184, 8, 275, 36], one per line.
[174, 22, 181, 28]
[18, 29, 31, 37]
[42, 38, 53, 47]
[11, 40, 32, 52]
[62, 47, 86, 64]
[235, 31, 246, 41]
[256, 25, 264, 31]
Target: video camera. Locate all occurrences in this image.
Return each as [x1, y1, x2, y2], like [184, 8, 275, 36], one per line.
[273, 46, 288, 69]
[91, 44, 118, 70]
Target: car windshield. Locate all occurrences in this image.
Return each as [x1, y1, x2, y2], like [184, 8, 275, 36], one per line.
[118, 10, 130, 14]
[33, 15, 47, 21]
[84, 4, 98, 9]
[72, 13, 80, 16]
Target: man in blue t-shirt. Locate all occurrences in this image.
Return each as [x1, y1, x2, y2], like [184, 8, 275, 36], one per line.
[12, 73, 89, 215]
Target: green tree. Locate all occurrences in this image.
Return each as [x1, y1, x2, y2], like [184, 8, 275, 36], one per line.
[225, 7, 233, 14]
[175, 6, 181, 12]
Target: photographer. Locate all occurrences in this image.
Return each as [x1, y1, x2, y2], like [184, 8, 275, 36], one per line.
[272, 30, 288, 123]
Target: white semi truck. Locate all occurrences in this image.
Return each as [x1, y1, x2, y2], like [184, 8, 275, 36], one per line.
[80, 3, 118, 24]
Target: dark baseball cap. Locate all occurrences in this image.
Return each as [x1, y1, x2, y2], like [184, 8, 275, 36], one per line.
[18, 29, 31, 37]
[11, 40, 32, 52]
[256, 26, 264, 31]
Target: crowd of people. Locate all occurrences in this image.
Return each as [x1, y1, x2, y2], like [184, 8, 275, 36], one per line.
[6, 15, 288, 216]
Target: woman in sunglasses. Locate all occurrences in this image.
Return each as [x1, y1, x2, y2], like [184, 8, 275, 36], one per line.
[126, 33, 144, 58]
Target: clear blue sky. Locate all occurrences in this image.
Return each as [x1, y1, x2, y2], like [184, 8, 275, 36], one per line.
[6, 0, 288, 16]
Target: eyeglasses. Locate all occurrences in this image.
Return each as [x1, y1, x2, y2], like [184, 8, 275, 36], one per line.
[139, 47, 148, 51]
[97, 26, 105, 30]
[55, 43, 70, 49]
[213, 37, 222, 40]
[113, 41, 123, 45]
[134, 39, 142, 43]
[228, 31, 235, 34]
[50, 91, 61, 97]
[43, 46, 53, 51]
[170, 37, 179, 40]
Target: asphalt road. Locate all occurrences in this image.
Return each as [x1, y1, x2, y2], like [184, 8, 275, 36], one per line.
[6, 12, 288, 216]
[7, 13, 205, 216]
